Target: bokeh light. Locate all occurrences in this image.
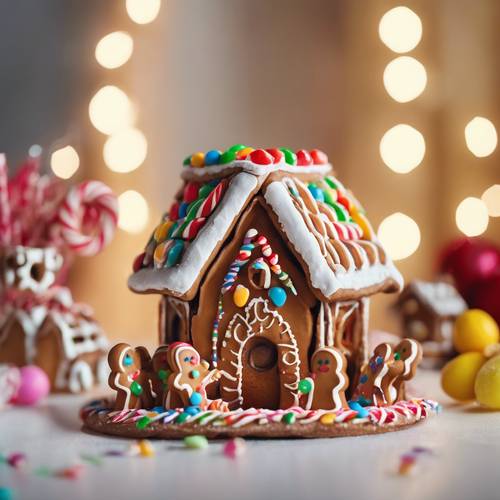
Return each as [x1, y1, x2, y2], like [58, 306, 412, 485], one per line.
[118, 190, 149, 233]
[455, 197, 489, 236]
[126, 0, 161, 24]
[95, 31, 134, 69]
[50, 145, 80, 179]
[380, 124, 425, 173]
[464, 117, 498, 157]
[377, 212, 421, 261]
[89, 85, 134, 135]
[103, 128, 148, 173]
[481, 185, 500, 217]
[379, 6, 422, 53]
[28, 144, 42, 158]
[383, 56, 427, 103]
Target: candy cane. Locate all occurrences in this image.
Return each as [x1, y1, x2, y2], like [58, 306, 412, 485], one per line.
[56, 181, 118, 257]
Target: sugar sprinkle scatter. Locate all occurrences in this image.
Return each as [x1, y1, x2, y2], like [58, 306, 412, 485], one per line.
[223, 438, 246, 459]
[398, 446, 434, 476]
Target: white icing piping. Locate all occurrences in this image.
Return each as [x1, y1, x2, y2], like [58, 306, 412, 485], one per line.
[182, 159, 332, 178]
[128, 172, 259, 295]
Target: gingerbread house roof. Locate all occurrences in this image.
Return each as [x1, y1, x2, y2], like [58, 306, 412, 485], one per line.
[128, 146, 403, 302]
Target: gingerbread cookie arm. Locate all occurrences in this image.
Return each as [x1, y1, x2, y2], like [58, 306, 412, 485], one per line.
[393, 339, 423, 401]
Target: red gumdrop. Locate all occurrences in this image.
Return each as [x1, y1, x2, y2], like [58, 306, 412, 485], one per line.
[265, 148, 284, 164]
[133, 252, 146, 272]
[466, 274, 500, 325]
[169, 202, 180, 221]
[439, 238, 500, 295]
[310, 149, 328, 164]
[296, 149, 313, 166]
[337, 196, 351, 211]
[183, 182, 200, 203]
[248, 149, 274, 165]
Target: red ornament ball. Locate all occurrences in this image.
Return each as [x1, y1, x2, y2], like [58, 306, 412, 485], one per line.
[467, 275, 500, 325]
[310, 149, 328, 164]
[296, 149, 313, 166]
[248, 149, 274, 165]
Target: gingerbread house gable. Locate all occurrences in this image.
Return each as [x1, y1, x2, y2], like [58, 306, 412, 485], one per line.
[128, 148, 403, 302]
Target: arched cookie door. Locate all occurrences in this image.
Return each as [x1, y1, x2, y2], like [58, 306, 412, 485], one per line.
[219, 298, 301, 409]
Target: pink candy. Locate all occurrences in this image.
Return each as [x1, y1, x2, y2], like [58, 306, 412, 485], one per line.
[223, 438, 246, 459]
[12, 365, 50, 406]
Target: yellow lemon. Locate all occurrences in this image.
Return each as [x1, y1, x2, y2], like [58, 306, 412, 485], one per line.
[453, 309, 499, 354]
[475, 355, 500, 409]
[441, 352, 486, 401]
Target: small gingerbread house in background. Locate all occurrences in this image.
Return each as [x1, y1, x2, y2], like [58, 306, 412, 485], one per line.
[395, 280, 467, 367]
[0, 246, 109, 393]
[129, 146, 403, 410]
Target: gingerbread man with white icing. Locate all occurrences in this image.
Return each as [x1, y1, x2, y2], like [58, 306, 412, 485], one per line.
[392, 338, 422, 401]
[164, 342, 222, 410]
[108, 343, 154, 410]
[300, 347, 349, 411]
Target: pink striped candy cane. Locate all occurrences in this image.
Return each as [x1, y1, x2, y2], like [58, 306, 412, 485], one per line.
[56, 181, 118, 257]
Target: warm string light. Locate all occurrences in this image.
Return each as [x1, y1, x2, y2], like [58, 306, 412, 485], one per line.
[464, 117, 498, 158]
[455, 197, 489, 237]
[95, 31, 134, 69]
[380, 124, 425, 174]
[50, 146, 80, 179]
[481, 185, 500, 217]
[379, 6, 422, 53]
[383, 56, 427, 103]
[377, 212, 421, 261]
[89, 85, 134, 135]
[126, 0, 161, 24]
[118, 190, 149, 233]
[104, 128, 148, 173]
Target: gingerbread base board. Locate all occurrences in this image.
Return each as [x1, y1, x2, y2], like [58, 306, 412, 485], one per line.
[81, 398, 440, 440]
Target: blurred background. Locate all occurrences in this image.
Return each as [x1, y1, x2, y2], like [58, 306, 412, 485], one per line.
[0, 0, 498, 344]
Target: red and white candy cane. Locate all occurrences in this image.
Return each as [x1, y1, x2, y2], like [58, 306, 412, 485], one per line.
[56, 181, 118, 257]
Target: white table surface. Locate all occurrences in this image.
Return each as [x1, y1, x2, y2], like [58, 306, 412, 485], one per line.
[1, 370, 499, 500]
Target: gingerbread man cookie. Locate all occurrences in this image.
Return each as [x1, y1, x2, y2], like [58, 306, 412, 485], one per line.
[353, 343, 402, 407]
[151, 345, 170, 406]
[392, 338, 422, 401]
[164, 342, 221, 409]
[108, 343, 154, 410]
[300, 347, 349, 411]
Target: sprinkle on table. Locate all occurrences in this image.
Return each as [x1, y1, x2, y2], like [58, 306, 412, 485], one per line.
[6, 453, 26, 469]
[0, 486, 14, 500]
[223, 438, 246, 459]
[183, 435, 209, 450]
[138, 439, 155, 457]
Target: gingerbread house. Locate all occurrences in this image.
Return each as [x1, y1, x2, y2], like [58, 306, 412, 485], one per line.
[395, 280, 467, 366]
[129, 146, 403, 410]
[0, 246, 109, 393]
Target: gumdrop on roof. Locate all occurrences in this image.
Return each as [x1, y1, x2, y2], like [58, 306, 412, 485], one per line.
[128, 145, 403, 301]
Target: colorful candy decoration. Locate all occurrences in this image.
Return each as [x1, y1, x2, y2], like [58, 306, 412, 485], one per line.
[180, 145, 329, 168]
[55, 180, 118, 257]
[233, 285, 249, 308]
[9, 365, 50, 406]
[268, 287, 287, 307]
[210, 228, 297, 367]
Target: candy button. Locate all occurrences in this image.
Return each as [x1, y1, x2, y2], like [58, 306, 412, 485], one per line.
[320, 413, 335, 425]
[268, 287, 287, 307]
[165, 240, 184, 268]
[219, 149, 237, 164]
[475, 355, 500, 409]
[183, 155, 191, 166]
[184, 182, 200, 203]
[132, 252, 145, 272]
[228, 144, 247, 153]
[296, 149, 313, 166]
[190, 369, 200, 379]
[307, 184, 325, 202]
[204, 149, 221, 166]
[236, 147, 254, 160]
[198, 183, 214, 198]
[178, 202, 189, 219]
[184, 405, 201, 416]
[130, 381, 143, 396]
[190, 152, 205, 168]
[154, 240, 172, 268]
[265, 148, 284, 164]
[154, 221, 173, 242]
[282, 412, 296, 424]
[248, 149, 274, 165]
[175, 412, 190, 424]
[280, 148, 297, 165]
[169, 202, 180, 221]
[136, 416, 151, 430]
[337, 195, 351, 211]
[233, 284, 250, 308]
[190, 391, 203, 406]
[184, 435, 208, 449]
[310, 149, 328, 164]
[298, 378, 312, 394]
[348, 401, 369, 418]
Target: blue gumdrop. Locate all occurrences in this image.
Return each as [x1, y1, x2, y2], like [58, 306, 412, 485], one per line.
[204, 150, 221, 166]
[307, 184, 325, 202]
[178, 202, 189, 219]
[268, 286, 287, 307]
[348, 401, 370, 418]
[184, 405, 201, 416]
[166, 240, 184, 268]
[190, 391, 203, 406]
[152, 406, 165, 413]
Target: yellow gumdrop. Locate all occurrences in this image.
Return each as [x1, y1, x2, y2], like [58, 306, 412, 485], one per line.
[350, 205, 374, 240]
[475, 355, 500, 409]
[190, 152, 205, 168]
[233, 285, 249, 308]
[154, 221, 173, 242]
[320, 413, 335, 425]
[441, 352, 486, 401]
[453, 309, 499, 354]
[153, 241, 170, 268]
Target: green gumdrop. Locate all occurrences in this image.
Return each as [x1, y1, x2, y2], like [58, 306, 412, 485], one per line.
[323, 189, 336, 207]
[198, 183, 214, 198]
[228, 144, 246, 153]
[282, 412, 296, 425]
[298, 379, 313, 394]
[324, 177, 338, 190]
[185, 198, 204, 222]
[175, 412, 190, 424]
[183, 155, 191, 166]
[332, 202, 348, 222]
[219, 150, 237, 164]
[158, 369, 170, 381]
[131, 381, 143, 396]
[280, 148, 297, 165]
[136, 416, 151, 430]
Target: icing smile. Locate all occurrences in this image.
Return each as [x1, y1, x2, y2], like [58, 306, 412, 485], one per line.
[318, 365, 330, 373]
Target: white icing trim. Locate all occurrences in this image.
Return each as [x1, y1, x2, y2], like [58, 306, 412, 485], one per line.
[129, 172, 259, 295]
[264, 181, 404, 298]
[182, 159, 332, 178]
